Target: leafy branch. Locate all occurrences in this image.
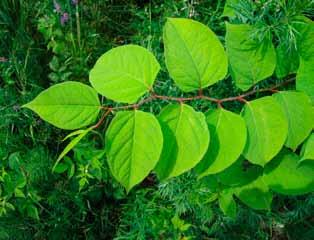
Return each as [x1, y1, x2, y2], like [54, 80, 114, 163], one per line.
[23, 17, 314, 215]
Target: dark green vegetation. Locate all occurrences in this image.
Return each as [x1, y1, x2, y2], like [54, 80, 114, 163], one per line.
[1, 0, 314, 239]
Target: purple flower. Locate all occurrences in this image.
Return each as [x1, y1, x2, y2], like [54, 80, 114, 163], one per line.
[71, 0, 79, 5]
[53, 0, 61, 13]
[60, 12, 69, 25]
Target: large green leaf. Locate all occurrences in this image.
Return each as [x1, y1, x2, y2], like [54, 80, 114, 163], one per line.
[275, 43, 299, 78]
[297, 58, 314, 103]
[163, 18, 227, 92]
[294, 16, 314, 61]
[225, 23, 276, 91]
[23, 81, 100, 130]
[300, 134, 314, 163]
[89, 44, 160, 103]
[216, 156, 263, 187]
[234, 177, 273, 210]
[155, 104, 210, 180]
[241, 97, 288, 166]
[105, 110, 163, 192]
[273, 91, 313, 150]
[294, 17, 314, 102]
[263, 149, 314, 195]
[195, 108, 247, 177]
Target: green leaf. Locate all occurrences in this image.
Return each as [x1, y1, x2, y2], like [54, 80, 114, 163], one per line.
[105, 110, 163, 192]
[23, 81, 100, 130]
[8, 152, 21, 171]
[225, 23, 276, 91]
[275, 43, 299, 78]
[14, 188, 25, 198]
[273, 91, 313, 150]
[89, 44, 160, 103]
[163, 18, 227, 92]
[222, 0, 239, 17]
[26, 204, 40, 220]
[216, 156, 263, 187]
[195, 108, 247, 177]
[62, 129, 89, 141]
[53, 163, 69, 174]
[297, 58, 314, 103]
[241, 96, 288, 166]
[171, 215, 191, 232]
[300, 134, 314, 163]
[294, 16, 314, 61]
[234, 176, 272, 210]
[155, 104, 210, 180]
[218, 190, 237, 219]
[294, 17, 314, 102]
[263, 149, 314, 195]
[53, 127, 93, 171]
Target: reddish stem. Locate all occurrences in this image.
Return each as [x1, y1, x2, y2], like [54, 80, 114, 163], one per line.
[93, 108, 112, 129]
[95, 77, 294, 127]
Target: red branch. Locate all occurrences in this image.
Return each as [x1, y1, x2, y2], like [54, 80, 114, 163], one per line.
[92, 108, 112, 129]
[94, 77, 295, 128]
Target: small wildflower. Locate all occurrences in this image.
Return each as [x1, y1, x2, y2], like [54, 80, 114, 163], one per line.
[53, 0, 61, 13]
[60, 12, 69, 25]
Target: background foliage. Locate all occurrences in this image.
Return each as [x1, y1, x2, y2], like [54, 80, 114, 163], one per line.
[0, 0, 313, 239]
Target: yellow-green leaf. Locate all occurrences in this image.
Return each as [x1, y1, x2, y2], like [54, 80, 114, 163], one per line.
[241, 97, 288, 166]
[105, 110, 163, 192]
[155, 104, 210, 180]
[53, 127, 93, 171]
[90, 45, 160, 103]
[23, 81, 100, 130]
[163, 18, 227, 92]
[300, 134, 314, 164]
[196, 108, 247, 177]
[226, 23, 276, 91]
[273, 91, 313, 151]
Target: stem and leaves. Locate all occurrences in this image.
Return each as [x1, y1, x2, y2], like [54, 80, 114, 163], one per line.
[23, 16, 314, 216]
